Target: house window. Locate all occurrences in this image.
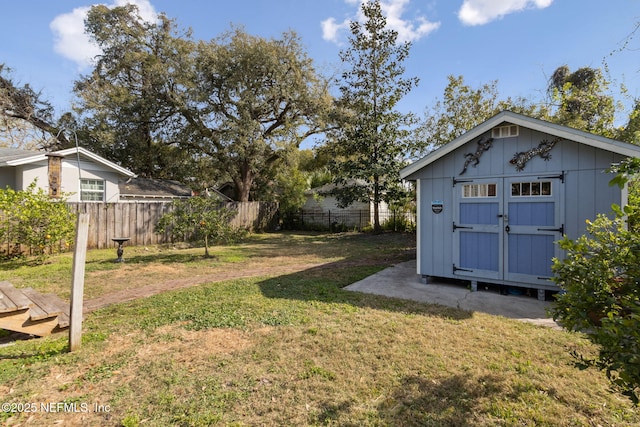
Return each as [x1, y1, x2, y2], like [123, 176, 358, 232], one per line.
[81, 179, 105, 201]
[491, 125, 519, 138]
[511, 181, 552, 197]
[462, 183, 497, 198]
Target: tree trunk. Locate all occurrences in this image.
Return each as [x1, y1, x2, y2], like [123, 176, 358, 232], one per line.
[235, 162, 253, 202]
[373, 175, 381, 233]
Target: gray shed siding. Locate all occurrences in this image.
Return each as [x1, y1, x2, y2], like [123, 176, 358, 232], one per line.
[411, 125, 628, 291]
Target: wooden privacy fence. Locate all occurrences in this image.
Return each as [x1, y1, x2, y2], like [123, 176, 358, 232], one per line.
[67, 201, 279, 250]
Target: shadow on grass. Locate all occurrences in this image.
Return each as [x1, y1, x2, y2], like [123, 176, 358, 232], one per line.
[257, 257, 472, 321]
[87, 231, 366, 266]
[377, 374, 509, 426]
[309, 374, 513, 425]
[0, 338, 68, 361]
[89, 252, 212, 266]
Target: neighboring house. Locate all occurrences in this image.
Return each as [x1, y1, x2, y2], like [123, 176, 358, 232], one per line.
[119, 177, 192, 201]
[202, 187, 234, 202]
[215, 182, 237, 201]
[0, 146, 135, 202]
[400, 110, 640, 300]
[302, 181, 390, 229]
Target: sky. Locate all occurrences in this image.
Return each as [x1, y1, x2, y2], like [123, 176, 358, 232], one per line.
[2, 0, 639, 139]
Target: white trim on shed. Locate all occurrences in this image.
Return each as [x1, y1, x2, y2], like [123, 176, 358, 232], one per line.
[401, 111, 640, 180]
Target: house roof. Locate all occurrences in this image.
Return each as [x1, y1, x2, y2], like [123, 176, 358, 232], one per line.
[119, 177, 192, 199]
[400, 110, 640, 180]
[0, 146, 136, 177]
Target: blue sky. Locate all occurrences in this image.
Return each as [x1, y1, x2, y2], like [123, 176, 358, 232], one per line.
[2, 0, 639, 129]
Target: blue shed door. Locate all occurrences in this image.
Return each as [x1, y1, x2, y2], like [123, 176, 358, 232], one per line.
[453, 178, 503, 281]
[504, 177, 561, 285]
[453, 176, 562, 285]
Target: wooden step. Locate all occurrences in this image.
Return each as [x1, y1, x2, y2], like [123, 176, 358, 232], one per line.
[44, 294, 70, 328]
[0, 281, 33, 312]
[0, 282, 71, 337]
[21, 288, 63, 321]
[0, 309, 60, 337]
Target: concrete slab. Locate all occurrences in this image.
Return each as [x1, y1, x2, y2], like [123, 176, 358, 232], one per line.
[344, 260, 560, 329]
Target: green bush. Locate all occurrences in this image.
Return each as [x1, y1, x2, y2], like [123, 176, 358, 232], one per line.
[551, 214, 640, 403]
[551, 157, 640, 404]
[155, 197, 246, 257]
[381, 213, 416, 233]
[0, 181, 76, 262]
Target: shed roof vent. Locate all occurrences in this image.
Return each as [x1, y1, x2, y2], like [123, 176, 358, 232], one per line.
[492, 124, 519, 138]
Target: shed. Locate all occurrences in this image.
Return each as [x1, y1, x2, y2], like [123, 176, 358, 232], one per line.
[400, 111, 640, 300]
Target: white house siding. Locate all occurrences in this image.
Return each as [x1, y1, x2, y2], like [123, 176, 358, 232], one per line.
[302, 196, 372, 228]
[60, 158, 123, 202]
[10, 158, 123, 202]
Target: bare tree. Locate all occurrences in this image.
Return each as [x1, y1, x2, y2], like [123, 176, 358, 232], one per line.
[0, 64, 70, 150]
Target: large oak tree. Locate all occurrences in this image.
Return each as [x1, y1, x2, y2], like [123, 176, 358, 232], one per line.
[181, 28, 333, 201]
[74, 5, 332, 200]
[74, 5, 198, 182]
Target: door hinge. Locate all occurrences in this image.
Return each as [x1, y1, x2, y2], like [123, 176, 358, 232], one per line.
[537, 224, 564, 234]
[452, 178, 473, 187]
[453, 222, 473, 232]
[453, 264, 473, 273]
[537, 171, 564, 183]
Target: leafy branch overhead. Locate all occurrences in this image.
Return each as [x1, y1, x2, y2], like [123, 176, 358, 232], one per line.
[0, 65, 73, 150]
[184, 28, 334, 202]
[74, 4, 334, 202]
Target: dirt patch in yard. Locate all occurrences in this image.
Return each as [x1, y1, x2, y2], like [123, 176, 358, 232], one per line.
[83, 261, 328, 313]
[82, 233, 416, 313]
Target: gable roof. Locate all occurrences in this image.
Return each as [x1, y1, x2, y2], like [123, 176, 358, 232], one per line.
[0, 146, 135, 177]
[401, 110, 640, 180]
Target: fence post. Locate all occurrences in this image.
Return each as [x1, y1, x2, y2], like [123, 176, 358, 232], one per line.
[69, 212, 89, 352]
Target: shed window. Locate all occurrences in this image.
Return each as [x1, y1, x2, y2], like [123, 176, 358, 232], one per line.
[491, 125, 519, 138]
[511, 181, 552, 197]
[462, 183, 497, 198]
[81, 179, 105, 201]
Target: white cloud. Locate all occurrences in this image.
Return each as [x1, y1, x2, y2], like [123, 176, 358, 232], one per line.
[50, 0, 157, 70]
[322, 0, 440, 44]
[458, 0, 553, 26]
[321, 17, 350, 43]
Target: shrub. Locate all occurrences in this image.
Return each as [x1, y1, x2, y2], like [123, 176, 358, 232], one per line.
[155, 197, 246, 256]
[0, 181, 76, 262]
[552, 214, 640, 404]
[382, 213, 416, 233]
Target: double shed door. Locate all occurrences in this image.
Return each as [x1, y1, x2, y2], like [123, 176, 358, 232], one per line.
[453, 176, 562, 286]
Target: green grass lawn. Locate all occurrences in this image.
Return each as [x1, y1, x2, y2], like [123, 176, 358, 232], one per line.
[0, 232, 638, 426]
